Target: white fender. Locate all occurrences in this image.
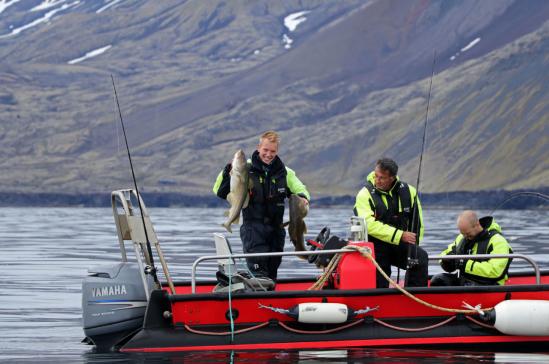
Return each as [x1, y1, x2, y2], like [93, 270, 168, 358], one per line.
[492, 300, 549, 336]
[297, 303, 349, 324]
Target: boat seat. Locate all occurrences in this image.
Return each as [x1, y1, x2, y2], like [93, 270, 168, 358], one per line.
[213, 233, 236, 275]
[212, 233, 275, 292]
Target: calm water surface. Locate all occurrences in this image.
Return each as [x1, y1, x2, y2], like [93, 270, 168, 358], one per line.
[0, 207, 548, 363]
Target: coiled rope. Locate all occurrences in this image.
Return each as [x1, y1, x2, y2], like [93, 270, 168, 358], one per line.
[308, 253, 343, 290]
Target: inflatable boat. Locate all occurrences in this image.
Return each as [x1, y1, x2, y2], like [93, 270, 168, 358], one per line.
[82, 190, 549, 352]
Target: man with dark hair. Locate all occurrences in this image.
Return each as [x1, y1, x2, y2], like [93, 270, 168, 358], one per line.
[213, 131, 310, 281]
[354, 158, 428, 288]
[431, 210, 512, 286]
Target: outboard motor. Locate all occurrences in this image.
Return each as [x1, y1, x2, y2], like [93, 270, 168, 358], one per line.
[82, 262, 154, 351]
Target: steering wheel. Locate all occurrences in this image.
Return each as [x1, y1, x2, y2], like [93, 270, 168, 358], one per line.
[307, 227, 331, 264]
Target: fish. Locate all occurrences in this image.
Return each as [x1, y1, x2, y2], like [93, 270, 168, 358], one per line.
[287, 194, 309, 259]
[222, 149, 251, 233]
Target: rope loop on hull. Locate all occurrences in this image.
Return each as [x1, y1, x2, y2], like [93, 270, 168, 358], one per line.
[183, 321, 269, 336]
[309, 244, 492, 314]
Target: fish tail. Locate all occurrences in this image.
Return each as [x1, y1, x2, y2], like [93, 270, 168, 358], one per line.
[222, 222, 232, 233]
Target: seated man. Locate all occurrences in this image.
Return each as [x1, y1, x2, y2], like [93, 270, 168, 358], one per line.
[354, 158, 428, 288]
[431, 210, 513, 286]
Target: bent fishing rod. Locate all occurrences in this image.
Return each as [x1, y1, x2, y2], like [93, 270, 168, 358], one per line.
[489, 191, 549, 215]
[407, 51, 437, 271]
[111, 75, 160, 288]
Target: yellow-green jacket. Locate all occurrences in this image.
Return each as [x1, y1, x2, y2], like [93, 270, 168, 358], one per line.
[354, 171, 423, 245]
[440, 216, 512, 285]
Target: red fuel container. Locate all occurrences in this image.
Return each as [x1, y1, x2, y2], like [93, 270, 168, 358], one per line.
[333, 242, 376, 289]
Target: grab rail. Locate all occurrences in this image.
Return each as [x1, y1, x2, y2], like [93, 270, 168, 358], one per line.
[191, 251, 541, 293]
[191, 248, 358, 293]
[430, 254, 541, 285]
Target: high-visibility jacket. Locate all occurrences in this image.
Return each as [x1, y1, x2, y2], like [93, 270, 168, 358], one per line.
[354, 171, 423, 245]
[441, 216, 512, 285]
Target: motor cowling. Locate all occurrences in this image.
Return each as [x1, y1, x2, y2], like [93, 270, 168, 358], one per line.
[82, 262, 154, 351]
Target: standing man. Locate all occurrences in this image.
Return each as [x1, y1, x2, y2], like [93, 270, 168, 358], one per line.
[213, 131, 310, 281]
[354, 158, 428, 288]
[431, 211, 513, 286]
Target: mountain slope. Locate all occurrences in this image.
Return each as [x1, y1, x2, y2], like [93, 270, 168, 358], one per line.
[0, 0, 548, 197]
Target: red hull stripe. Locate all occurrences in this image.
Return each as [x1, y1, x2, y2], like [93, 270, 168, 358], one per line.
[121, 335, 549, 353]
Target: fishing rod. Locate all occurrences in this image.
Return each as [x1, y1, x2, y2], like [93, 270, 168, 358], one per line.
[489, 191, 549, 215]
[406, 51, 437, 272]
[111, 75, 160, 288]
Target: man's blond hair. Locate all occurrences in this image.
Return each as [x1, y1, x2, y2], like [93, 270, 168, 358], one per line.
[259, 130, 280, 145]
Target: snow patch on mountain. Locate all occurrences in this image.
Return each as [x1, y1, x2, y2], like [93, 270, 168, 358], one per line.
[461, 37, 481, 52]
[31, 0, 68, 12]
[0, 0, 79, 38]
[281, 10, 310, 50]
[284, 10, 310, 31]
[97, 0, 123, 14]
[68, 44, 112, 64]
[0, 0, 22, 15]
[450, 37, 481, 61]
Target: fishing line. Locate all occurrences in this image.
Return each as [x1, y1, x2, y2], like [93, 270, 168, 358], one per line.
[406, 50, 437, 276]
[111, 74, 160, 288]
[489, 191, 549, 215]
[112, 93, 121, 156]
[415, 51, 437, 193]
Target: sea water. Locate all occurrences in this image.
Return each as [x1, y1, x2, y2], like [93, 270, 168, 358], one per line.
[0, 207, 548, 363]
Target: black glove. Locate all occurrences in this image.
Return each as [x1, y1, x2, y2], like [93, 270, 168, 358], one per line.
[441, 258, 468, 273]
[456, 258, 467, 271]
[440, 258, 457, 273]
[441, 245, 457, 272]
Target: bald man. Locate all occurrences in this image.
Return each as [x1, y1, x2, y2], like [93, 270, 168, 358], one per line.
[431, 210, 513, 286]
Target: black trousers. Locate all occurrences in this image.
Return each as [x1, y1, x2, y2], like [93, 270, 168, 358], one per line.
[430, 273, 462, 286]
[240, 222, 286, 280]
[373, 240, 429, 288]
[430, 273, 486, 287]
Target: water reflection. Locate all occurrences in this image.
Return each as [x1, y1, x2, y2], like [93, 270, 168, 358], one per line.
[77, 348, 549, 364]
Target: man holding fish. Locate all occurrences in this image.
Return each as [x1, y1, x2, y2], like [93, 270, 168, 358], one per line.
[213, 131, 310, 281]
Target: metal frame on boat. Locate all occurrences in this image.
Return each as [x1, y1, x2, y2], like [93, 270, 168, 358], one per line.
[82, 189, 549, 352]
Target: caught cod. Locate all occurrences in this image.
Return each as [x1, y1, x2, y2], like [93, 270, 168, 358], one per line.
[222, 150, 251, 233]
[288, 194, 309, 259]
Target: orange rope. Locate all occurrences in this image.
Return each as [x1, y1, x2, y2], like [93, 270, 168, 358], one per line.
[184, 321, 269, 336]
[278, 319, 365, 334]
[465, 315, 496, 329]
[373, 316, 455, 332]
[345, 245, 493, 314]
[308, 253, 342, 290]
